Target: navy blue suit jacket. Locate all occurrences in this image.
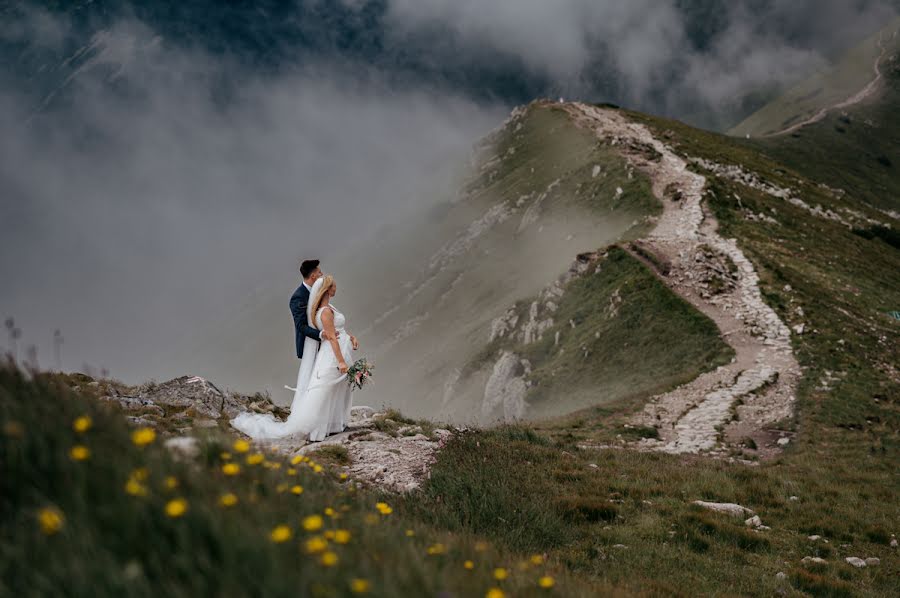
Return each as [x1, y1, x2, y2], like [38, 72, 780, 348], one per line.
[290, 283, 320, 358]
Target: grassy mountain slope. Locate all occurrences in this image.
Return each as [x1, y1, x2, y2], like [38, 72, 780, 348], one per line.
[409, 95, 900, 595]
[0, 367, 615, 597]
[729, 17, 900, 139]
[747, 41, 900, 215]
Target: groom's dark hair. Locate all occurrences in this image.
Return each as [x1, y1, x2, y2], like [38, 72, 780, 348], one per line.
[300, 259, 320, 278]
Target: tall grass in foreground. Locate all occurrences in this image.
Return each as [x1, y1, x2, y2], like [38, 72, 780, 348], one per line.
[0, 367, 613, 597]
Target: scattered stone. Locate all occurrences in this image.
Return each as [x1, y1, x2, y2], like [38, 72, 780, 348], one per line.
[775, 572, 786, 581]
[789, 496, 800, 501]
[845, 557, 867, 568]
[808, 535, 822, 541]
[890, 538, 898, 548]
[163, 436, 200, 460]
[777, 437, 790, 447]
[351, 406, 375, 421]
[692, 501, 755, 517]
[801, 557, 826, 565]
[745, 515, 763, 528]
[612, 544, 627, 549]
[588, 463, 599, 469]
[864, 557, 880, 566]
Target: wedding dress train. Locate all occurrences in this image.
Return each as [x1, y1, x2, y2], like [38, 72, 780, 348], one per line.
[230, 282, 354, 442]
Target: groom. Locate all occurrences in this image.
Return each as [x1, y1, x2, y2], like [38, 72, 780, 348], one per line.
[290, 259, 337, 359]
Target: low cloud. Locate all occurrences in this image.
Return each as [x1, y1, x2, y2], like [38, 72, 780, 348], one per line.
[0, 13, 503, 381]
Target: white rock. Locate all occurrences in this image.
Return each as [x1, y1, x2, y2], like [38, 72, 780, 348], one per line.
[777, 437, 790, 446]
[801, 557, 826, 565]
[808, 535, 822, 541]
[789, 496, 799, 501]
[163, 436, 200, 460]
[745, 515, 763, 528]
[891, 538, 898, 547]
[692, 501, 754, 517]
[775, 572, 786, 580]
[845, 557, 867, 568]
[587, 463, 598, 468]
[864, 557, 880, 566]
[350, 406, 376, 421]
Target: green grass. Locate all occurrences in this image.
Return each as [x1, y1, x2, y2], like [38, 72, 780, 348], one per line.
[409, 94, 899, 596]
[465, 246, 734, 418]
[0, 366, 621, 597]
[748, 56, 900, 215]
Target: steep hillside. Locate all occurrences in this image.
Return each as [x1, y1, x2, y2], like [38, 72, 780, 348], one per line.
[411, 99, 899, 595]
[729, 17, 900, 139]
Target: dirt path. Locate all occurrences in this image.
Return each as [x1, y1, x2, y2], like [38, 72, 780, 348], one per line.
[561, 102, 801, 457]
[765, 31, 893, 138]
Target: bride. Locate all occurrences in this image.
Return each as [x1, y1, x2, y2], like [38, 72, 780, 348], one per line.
[230, 275, 358, 442]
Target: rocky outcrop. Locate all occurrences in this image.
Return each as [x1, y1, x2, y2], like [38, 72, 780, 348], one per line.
[482, 351, 531, 421]
[89, 374, 454, 493]
[96, 375, 287, 430]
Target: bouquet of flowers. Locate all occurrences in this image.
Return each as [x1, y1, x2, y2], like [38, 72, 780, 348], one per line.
[346, 358, 374, 391]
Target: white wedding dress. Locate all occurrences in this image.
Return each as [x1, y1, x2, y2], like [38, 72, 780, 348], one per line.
[230, 280, 354, 442]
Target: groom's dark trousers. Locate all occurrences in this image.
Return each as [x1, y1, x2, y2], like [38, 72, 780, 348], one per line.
[290, 283, 320, 358]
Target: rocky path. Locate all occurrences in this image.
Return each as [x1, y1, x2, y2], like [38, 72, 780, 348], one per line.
[562, 102, 801, 457]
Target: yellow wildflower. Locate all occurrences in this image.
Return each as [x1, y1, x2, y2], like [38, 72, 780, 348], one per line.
[426, 544, 446, 555]
[493, 568, 508, 581]
[270, 462, 281, 470]
[364, 513, 379, 525]
[324, 530, 335, 540]
[131, 468, 149, 481]
[320, 551, 338, 567]
[464, 560, 474, 570]
[475, 541, 488, 552]
[302, 514, 324, 532]
[219, 493, 238, 507]
[324, 507, 336, 517]
[339, 472, 348, 480]
[165, 498, 188, 518]
[164, 476, 178, 490]
[291, 485, 304, 495]
[246, 453, 264, 465]
[485, 589, 505, 598]
[287, 467, 297, 476]
[233, 439, 251, 453]
[313, 464, 323, 474]
[375, 502, 392, 515]
[405, 529, 415, 537]
[69, 445, 90, 461]
[530, 554, 544, 566]
[124, 478, 148, 497]
[222, 463, 240, 476]
[305, 535, 328, 554]
[350, 579, 370, 594]
[72, 416, 92, 433]
[538, 576, 555, 589]
[291, 455, 305, 465]
[276, 483, 288, 494]
[333, 529, 351, 544]
[270, 525, 292, 543]
[220, 451, 232, 460]
[131, 427, 156, 447]
[38, 507, 64, 535]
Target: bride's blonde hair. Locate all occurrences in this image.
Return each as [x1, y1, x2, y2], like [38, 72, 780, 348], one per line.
[310, 274, 335, 319]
